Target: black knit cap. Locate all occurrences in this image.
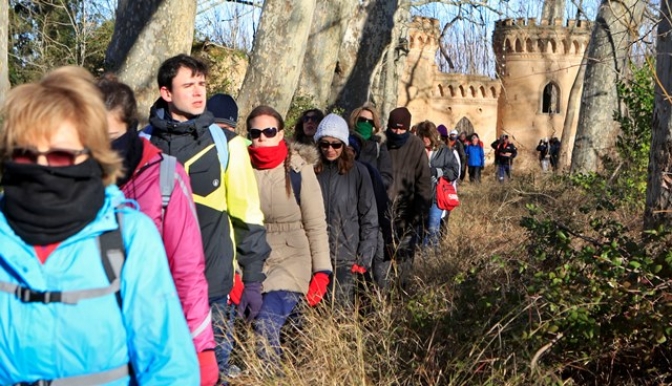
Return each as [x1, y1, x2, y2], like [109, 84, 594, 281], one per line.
[388, 107, 411, 130]
[207, 93, 238, 128]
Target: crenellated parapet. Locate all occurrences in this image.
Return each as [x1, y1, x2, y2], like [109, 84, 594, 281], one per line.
[492, 18, 591, 68]
[434, 74, 501, 101]
[408, 16, 441, 51]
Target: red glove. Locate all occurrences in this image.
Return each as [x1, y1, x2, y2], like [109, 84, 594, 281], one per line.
[351, 264, 367, 274]
[228, 272, 244, 305]
[306, 272, 330, 307]
[197, 350, 219, 386]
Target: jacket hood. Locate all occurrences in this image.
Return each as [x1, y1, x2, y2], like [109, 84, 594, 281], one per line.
[287, 139, 319, 168]
[148, 97, 215, 136]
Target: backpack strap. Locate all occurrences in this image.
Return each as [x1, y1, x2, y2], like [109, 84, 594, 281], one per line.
[139, 124, 153, 140]
[289, 169, 301, 206]
[376, 142, 380, 159]
[208, 124, 229, 173]
[98, 210, 126, 308]
[0, 212, 126, 306]
[12, 363, 130, 386]
[159, 155, 177, 221]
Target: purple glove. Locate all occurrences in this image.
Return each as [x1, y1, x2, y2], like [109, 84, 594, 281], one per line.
[237, 282, 263, 322]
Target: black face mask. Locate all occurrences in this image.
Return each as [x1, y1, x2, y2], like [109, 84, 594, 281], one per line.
[111, 128, 144, 187]
[385, 129, 411, 149]
[1, 158, 106, 245]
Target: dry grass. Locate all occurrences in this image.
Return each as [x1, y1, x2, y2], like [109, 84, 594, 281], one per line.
[223, 169, 624, 386]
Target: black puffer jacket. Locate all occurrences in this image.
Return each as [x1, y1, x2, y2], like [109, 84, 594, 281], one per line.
[145, 99, 271, 299]
[353, 131, 393, 190]
[316, 160, 379, 269]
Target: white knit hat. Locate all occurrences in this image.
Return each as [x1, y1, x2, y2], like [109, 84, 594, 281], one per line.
[314, 113, 349, 145]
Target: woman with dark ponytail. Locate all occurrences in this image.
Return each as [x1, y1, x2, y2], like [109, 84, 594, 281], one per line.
[246, 105, 331, 363]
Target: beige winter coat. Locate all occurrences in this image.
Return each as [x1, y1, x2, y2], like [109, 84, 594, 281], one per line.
[253, 141, 332, 295]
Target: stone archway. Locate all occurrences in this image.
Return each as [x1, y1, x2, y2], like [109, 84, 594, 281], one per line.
[455, 116, 475, 135]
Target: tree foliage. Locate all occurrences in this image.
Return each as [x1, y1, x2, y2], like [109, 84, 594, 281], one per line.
[9, 0, 113, 84]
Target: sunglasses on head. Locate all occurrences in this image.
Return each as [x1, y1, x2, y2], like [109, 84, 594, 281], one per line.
[319, 141, 343, 150]
[249, 127, 279, 139]
[11, 147, 90, 167]
[357, 117, 375, 125]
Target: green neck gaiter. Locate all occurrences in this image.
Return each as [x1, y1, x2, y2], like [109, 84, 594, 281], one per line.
[355, 121, 374, 140]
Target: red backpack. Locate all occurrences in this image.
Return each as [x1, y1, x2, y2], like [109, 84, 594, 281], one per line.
[436, 178, 460, 211]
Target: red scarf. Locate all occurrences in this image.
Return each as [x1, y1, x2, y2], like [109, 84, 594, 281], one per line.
[248, 140, 288, 170]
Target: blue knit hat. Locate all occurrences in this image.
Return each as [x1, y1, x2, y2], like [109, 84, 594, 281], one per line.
[207, 94, 238, 128]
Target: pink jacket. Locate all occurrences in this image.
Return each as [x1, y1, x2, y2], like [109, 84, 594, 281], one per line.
[121, 139, 215, 353]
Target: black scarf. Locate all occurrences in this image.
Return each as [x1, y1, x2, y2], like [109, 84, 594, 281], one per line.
[1, 158, 106, 245]
[112, 127, 144, 187]
[385, 129, 410, 149]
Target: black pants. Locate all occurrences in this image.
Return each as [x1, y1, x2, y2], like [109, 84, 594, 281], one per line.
[327, 262, 356, 308]
[468, 166, 481, 183]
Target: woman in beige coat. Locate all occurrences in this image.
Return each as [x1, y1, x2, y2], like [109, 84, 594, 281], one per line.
[246, 105, 332, 362]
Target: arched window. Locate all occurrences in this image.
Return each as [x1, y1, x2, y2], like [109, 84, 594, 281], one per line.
[526, 38, 534, 52]
[438, 84, 444, 97]
[490, 86, 497, 98]
[459, 85, 466, 97]
[480, 86, 486, 98]
[469, 86, 476, 98]
[542, 82, 560, 114]
[515, 39, 523, 53]
[504, 39, 513, 52]
[455, 117, 475, 135]
[448, 85, 455, 97]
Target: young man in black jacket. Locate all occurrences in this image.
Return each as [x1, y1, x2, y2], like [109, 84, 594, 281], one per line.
[143, 54, 271, 376]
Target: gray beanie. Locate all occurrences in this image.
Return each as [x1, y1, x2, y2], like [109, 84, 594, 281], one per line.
[314, 113, 349, 145]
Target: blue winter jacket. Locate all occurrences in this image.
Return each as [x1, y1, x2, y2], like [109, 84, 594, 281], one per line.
[0, 186, 199, 385]
[465, 144, 485, 167]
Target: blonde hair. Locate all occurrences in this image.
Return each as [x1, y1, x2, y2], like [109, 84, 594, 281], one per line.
[0, 66, 122, 185]
[348, 103, 382, 134]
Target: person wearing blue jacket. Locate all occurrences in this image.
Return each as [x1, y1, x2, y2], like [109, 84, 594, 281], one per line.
[465, 133, 485, 183]
[0, 66, 199, 385]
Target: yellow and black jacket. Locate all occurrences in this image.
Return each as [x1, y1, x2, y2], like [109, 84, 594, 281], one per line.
[146, 100, 270, 299]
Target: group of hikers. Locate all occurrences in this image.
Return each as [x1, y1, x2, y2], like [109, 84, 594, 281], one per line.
[0, 54, 471, 385]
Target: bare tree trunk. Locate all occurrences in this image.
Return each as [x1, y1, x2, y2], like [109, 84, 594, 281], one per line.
[0, 0, 9, 103]
[570, 0, 645, 173]
[541, 0, 566, 22]
[328, 0, 400, 116]
[295, 0, 356, 109]
[236, 0, 316, 130]
[106, 0, 197, 122]
[559, 49, 588, 169]
[371, 2, 409, 124]
[645, 0, 672, 228]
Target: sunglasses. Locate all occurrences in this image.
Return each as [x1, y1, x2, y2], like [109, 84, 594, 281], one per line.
[11, 147, 90, 167]
[249, 127, 279, 139]
[357, 117, 375, 125]
[303, 115, 319, 123]
[319, 141, 343, 150]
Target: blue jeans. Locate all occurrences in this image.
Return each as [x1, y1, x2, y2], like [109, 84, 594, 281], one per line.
[254, 291, 300, 363]
[424, 202, 444, 248]
[210, 296, 236, 373]
[497, 163, 511, 182]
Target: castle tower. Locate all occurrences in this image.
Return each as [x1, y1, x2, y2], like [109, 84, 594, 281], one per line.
[399, 16, 500, 148]
[492, 17, 591, 163]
